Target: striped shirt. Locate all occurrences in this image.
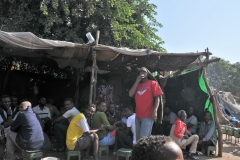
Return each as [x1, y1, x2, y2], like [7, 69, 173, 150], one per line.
[32, 105, 51, 119]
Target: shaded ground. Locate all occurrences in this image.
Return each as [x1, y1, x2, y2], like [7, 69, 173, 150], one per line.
[0, 134, 240, 160]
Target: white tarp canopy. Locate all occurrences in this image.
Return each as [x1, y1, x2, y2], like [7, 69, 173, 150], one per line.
[0, 30, 209, 71]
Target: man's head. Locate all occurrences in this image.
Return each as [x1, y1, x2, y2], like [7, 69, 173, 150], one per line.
[19, 101, 32, 112]
[47, 97, 54, 105]
[123, 105, 133, 118]
[164, 106, 172, 115]
[84, 104, 96, 118]
[108, 103, 115, 113]
[204, 111, 212, 123]
[187, 106, 194, 117]
[131, 135, 184, 160]
[178, 110, 187, 121]
[96, 101, 106, 112]
[64, 98, 74, 110]
[38, 97, 46, 107]
[139, 67, 148, 80]
[11, 96, 18, 107]
[1, 95, 11, 110]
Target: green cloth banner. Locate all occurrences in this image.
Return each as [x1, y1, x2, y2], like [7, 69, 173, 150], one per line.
[198, 71, 215, 120]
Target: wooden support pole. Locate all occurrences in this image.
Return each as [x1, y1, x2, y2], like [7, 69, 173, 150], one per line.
[89, 51, 96, 104]
[203, 67, 222, 157]
[89, 30, 100, 104]
[93, 30, 100, 103]
[74, 69, 80, 108]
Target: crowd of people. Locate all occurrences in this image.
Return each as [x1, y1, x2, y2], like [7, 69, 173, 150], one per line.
[0, 67, 218, 160]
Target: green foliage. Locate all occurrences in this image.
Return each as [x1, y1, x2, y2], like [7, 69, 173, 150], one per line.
[206, 57, 240, 99]
[0, 0, 165, 51]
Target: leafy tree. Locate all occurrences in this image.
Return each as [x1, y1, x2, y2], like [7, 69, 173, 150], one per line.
[206, 57, 240, 102]
[0, 0, 165, 51]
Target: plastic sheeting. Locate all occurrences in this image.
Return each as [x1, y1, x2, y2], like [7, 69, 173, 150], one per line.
[217, 92, 240, 120]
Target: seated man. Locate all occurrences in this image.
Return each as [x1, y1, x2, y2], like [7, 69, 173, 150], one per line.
[116, 105, 136, 149]
[160, 106, 177, 135]
[11, 96, 20, 118]
[197, 111, 217, 155]
[131, 135, 184, 160]
[105, 103, 121, 125]
[33, 97, 52, 135]
[170, 110, 199, 160]
[185, 106, 198, 134]
[66, 104, 104, 160]
[52, 98, 80, 151]
[0, 95, 14, 129]
[91, 101, 116, 146]
[84, 104, 96, 128]
[46, 97, 60, 120]
[5, 101, 51, 160]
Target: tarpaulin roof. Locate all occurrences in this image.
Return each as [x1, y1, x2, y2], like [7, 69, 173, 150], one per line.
[0, 30, 211, 72]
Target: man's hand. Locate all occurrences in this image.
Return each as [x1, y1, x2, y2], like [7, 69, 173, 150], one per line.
[99, 123, 107, 131]
[183, 135, 188, 139]
[151, 110, 157, 121]
[136, 75, 142, 83]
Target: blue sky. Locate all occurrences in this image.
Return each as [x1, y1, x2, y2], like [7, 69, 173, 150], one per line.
[149, 0, 239, 64]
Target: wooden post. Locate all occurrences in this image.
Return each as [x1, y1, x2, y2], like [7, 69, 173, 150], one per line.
[89, 52, 96, 104]
[93, 30, 100, 103]
[203, 67, 222, 157]
[89, 30, 100, 104]
[74, 69, 80, 108]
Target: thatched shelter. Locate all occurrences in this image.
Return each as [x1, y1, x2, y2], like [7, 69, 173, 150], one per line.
[0, 30, 224, 156]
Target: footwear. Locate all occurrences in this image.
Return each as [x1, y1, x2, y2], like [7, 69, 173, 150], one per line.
[187, 153, 199, 160]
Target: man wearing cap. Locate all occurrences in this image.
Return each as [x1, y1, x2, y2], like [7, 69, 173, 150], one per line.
[129, 67, 163, 141]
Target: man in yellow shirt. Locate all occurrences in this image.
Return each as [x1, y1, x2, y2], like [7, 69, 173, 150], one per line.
[66, 104, 104, 160]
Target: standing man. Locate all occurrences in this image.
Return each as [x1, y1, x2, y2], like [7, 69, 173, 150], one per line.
[129, 67, 163, 141]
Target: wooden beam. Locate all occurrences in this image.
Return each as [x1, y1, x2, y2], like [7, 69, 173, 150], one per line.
[172, 58, 220, 77]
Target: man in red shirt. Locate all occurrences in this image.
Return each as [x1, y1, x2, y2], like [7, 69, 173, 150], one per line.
[129, 67, 163, 141]
[170, 110, 199, 160]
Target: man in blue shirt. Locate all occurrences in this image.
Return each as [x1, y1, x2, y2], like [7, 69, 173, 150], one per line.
[5, 101, 50, 160]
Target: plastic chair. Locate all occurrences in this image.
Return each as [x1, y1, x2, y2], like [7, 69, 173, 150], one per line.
[227, 127, 235, 142]
[22, 150, 43, 160]
[234, 128, 240, 144]
[98, 145, 109, 158]
[117, 148, 132, 160]
[207, 146, 216, 156]
[66, 150, 81, 160]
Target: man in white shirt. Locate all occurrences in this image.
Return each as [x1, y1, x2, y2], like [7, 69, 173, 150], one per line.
[52, 98, 80, 151]
[160, 106, 177, 135]
[185, 106, 198, 134]
[33, 97, 51, 135]
[116, 105, 136, 149]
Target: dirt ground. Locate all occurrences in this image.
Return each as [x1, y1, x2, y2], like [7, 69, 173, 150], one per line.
[0, 134, 240, 160]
